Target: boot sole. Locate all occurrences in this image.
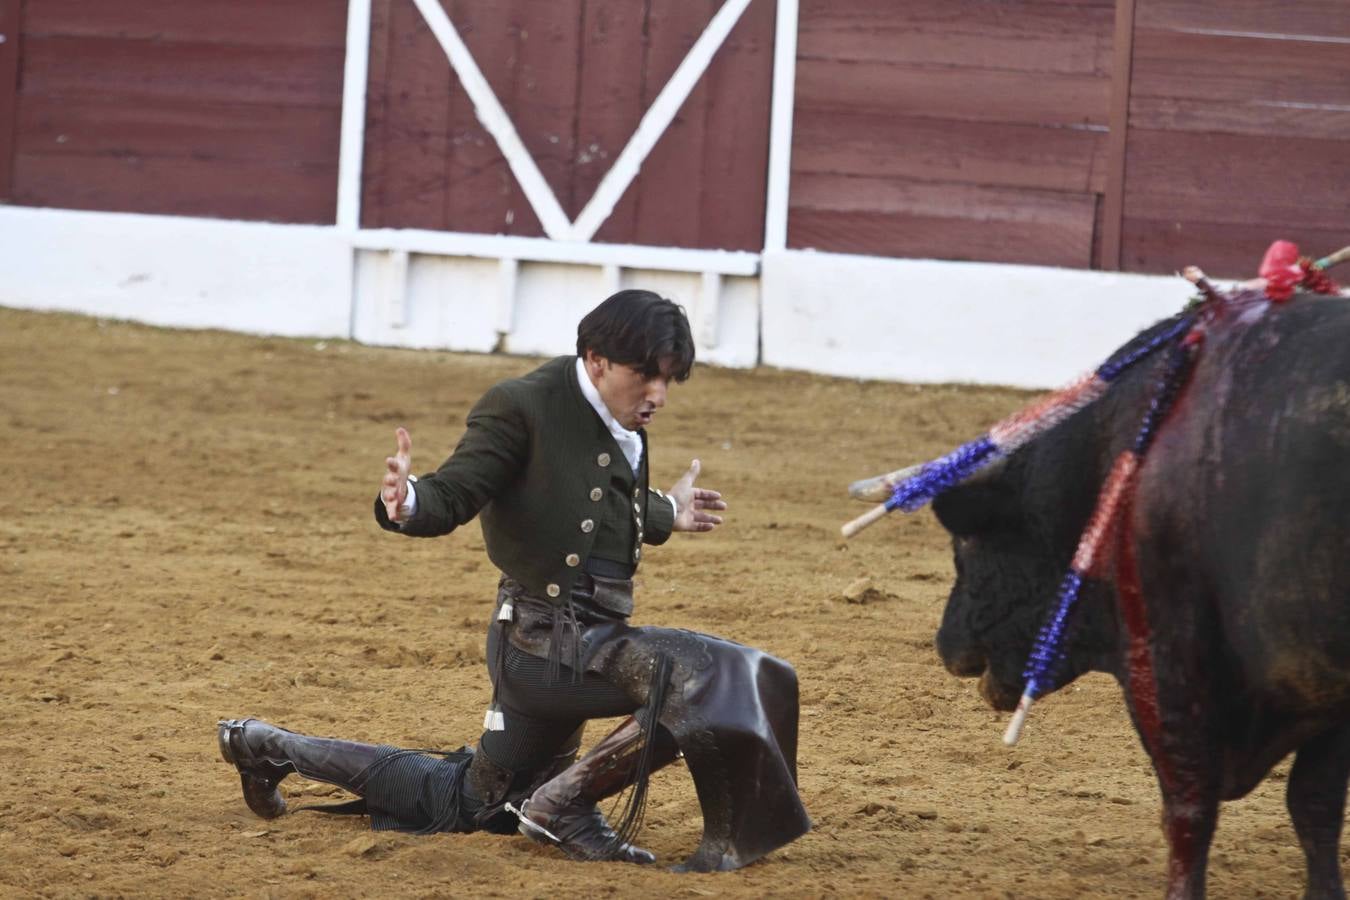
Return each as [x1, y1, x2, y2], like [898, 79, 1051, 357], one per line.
[216, 719, 287, 819]
[506, 802, 654, 865]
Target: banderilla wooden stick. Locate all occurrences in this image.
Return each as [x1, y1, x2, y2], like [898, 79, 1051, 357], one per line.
[840, 502, 890, 540]
[1003, 693, 1034, 745]
[1181, 265, 1221, 302]
[848, 464, 923, 502]
[1315, 245, 1350, 271]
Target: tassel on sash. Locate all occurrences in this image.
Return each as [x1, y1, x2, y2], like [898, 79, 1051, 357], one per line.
[483, 597, 515, 733]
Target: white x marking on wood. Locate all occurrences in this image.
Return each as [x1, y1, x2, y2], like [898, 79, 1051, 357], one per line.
[408, 0, 754, 243]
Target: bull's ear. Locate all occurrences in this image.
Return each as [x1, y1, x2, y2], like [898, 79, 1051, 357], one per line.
[932, 478, 1018, 537]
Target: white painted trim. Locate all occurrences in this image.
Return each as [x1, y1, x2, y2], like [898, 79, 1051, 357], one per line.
[336, 0, 372, 231]
[2, 207, 1219, 388]
[567, 0, 754, 242]
[763, 0, 798, 252]
[760, 248, 1195, 387]
[696, 271, 722, 348]
[381, 249, 410, 327]
[0, 207, 353, 339]
[496, 257, 519, 334]
[408, 0, 572, 239]
[351, 228, 761, 275]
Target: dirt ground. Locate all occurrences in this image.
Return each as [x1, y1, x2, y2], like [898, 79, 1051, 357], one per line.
[0, 307, 1326, 898]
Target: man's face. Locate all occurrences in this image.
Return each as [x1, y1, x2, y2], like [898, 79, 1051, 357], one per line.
[584, 351, 672, 430]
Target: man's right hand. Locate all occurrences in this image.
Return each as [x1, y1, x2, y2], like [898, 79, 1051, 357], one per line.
[382, 427, 413, 521]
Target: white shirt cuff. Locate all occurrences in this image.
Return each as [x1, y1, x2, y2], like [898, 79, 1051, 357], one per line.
[397, 477, 418, 521]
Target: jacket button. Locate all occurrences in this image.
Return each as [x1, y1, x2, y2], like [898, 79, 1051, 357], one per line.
[546, 583, 561, 598]
[580, 518, 594, 533]
[632, 548, 641, 561]
[633, 487, 641, 499]
[590, 487, 603, 502]
[633, 502, 641, 513]
[637, 530, 643, 542]
[566, 553, 581, 567]
[597, 452, 611, 467]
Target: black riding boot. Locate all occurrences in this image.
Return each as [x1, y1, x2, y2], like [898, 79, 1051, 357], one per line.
[518, 716, 679, 864]
[462, 728, 582, 833]
[217, 717, 382, 819]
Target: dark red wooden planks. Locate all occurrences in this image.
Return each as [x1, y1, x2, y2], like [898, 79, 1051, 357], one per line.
[791, 172, 1097, 267]
[11, 2, 346, 222]
[0, 0, 20, 199]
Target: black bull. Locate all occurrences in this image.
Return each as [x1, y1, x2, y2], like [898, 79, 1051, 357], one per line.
[931, 295, 1350, 899]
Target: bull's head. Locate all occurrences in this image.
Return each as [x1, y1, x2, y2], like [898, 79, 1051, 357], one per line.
[930, 443, 1121, 711]
[851, 315, 1184, 713]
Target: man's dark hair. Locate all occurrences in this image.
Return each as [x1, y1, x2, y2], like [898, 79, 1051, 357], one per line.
[576, 289, 695, 382]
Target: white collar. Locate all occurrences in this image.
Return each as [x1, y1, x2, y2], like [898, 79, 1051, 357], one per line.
[575, 357, 643, 473]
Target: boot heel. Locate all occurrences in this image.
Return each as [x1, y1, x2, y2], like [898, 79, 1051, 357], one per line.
[506, 801, 562, 846]
[217, 720, 239, 766]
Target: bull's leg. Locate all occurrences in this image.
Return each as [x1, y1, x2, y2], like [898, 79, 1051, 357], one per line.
[1123, 668, 1222, 900]
[1287, 724, 1350, 900]
[1121, 528, 1225, 900]
[1157, 781, 1220, 900]
[1130, 604, 1222, 899]
[1119, 612, 1222, 898]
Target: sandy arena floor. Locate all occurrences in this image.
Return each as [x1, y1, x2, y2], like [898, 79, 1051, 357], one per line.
[0, 307, 1329, 898]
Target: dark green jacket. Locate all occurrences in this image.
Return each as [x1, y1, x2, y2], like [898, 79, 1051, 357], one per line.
[375, 355, 675, 600]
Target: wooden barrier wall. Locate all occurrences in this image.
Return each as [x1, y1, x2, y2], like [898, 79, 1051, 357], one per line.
[4, 0, 347, 222]
[791, 0, 1350, 276]
[791, 0, 1115, 270]
[0, 1, 20, 200]
[1119, 0, 1350, 276]
[359, 0, 775, 251]
[1, 1, 1345, 276]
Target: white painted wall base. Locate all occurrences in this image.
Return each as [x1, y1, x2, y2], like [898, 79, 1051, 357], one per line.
[1, 207, 1209, 389]
[348, 250, 760, 367]
[761, 249, 1194, 388]
[0, 207, 353, 338]
[351, 250, 502, 353]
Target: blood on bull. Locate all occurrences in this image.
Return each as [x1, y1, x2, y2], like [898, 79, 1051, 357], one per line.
[845, 243, 1350, 900]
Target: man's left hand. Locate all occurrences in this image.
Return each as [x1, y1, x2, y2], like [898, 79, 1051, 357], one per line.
[669, 459, 727, 533]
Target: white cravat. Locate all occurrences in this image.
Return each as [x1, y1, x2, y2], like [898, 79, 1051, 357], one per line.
[576, 357, 678, 519]
[575, 357, 643, 474]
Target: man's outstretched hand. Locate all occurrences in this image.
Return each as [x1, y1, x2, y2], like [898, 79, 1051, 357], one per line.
[669, 459, 727, 533]
[382, 427, 413, 521]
